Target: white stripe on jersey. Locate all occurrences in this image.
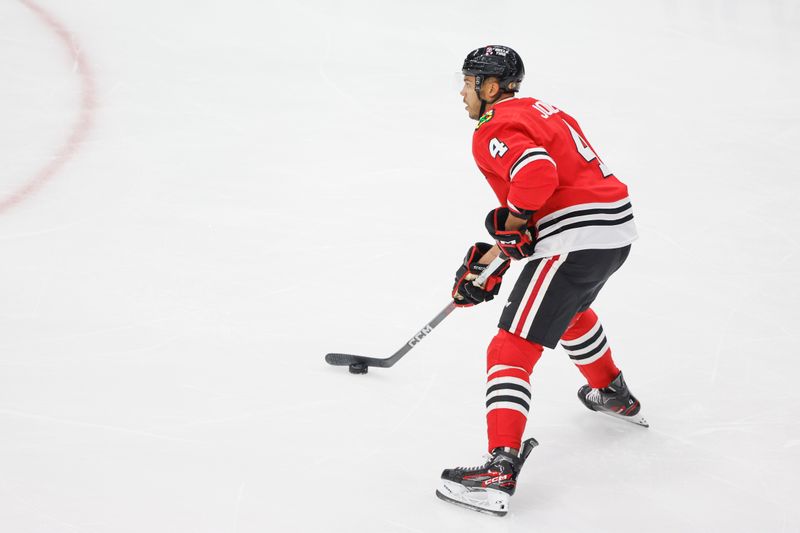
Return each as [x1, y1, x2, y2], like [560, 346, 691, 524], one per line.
[536, 197, 633, 226]
[529, 197, 638, 260]
[509, 147, 556, 181]
[537, 204, 634, 240]
[507, 199, 523, 215]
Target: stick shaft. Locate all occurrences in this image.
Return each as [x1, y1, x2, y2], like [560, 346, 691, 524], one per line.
[325, 253, 509, 369]
[474, 254, 508, 288]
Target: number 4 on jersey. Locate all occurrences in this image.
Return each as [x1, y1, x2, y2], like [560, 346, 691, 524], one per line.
[564, 120, 613, 178]
[489, 138, 508, 158]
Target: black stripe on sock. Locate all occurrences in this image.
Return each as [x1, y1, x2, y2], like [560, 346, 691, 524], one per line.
[569, 338, 609, 361]
[486, 395, 530, 411]
[486, 383, 532, 399]
[561, 325, 604, 352]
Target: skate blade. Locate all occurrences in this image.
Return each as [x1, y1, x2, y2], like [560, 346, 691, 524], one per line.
[594, 408, 649, 427]
[435, 481, 509, 517]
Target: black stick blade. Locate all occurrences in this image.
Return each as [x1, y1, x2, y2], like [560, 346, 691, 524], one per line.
[325, 352, 393, 368]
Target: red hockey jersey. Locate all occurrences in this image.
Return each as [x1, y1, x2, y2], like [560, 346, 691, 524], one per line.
[472, 97, 637, 259]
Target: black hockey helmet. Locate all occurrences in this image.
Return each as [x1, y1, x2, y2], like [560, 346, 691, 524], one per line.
[462, 45, 525, 96]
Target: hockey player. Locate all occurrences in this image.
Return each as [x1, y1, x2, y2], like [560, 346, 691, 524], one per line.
[436, 45, 647, 516]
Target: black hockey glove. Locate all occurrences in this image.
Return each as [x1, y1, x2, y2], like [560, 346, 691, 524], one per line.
[485, 207, 536, 260]
[452, 242, 510, 307]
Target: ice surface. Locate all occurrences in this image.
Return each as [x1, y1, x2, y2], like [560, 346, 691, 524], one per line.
[1, 1, 799, 532]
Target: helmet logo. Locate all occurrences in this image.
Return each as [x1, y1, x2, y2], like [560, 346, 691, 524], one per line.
[485, 46, 508, 57]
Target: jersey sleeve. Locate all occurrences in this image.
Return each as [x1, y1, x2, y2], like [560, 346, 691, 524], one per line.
[474, 120, 558, 215]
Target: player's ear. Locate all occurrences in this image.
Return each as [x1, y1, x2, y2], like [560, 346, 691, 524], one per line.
[485, 78, 501, 100]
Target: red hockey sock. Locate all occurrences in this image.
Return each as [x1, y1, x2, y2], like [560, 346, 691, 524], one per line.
[561, 308, 619, 388]
[485, 329, 543, 452]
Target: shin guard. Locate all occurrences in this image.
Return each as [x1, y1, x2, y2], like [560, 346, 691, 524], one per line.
[486, 329, 543, 451]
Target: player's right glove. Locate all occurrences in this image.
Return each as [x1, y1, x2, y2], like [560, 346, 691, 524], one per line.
[452, 242, 510, 307]
[485, 207, 536, 260]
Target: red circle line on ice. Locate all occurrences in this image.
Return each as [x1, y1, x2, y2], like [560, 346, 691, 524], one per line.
[0, 0, 97, 214]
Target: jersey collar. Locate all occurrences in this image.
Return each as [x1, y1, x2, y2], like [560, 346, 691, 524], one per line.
[492, 96, 518, 107]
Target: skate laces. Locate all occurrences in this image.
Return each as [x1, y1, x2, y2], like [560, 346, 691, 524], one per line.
[586, 387, 604, 404]
[459, 454, 493, 471]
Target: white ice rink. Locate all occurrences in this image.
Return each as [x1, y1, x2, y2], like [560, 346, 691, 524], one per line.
[1, 1, 799, 531]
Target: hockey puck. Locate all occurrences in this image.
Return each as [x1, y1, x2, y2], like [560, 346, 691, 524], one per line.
[349, 362, 368, 374]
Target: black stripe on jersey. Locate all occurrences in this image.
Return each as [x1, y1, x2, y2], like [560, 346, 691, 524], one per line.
[486, 383, 532, 399]
[486, 395, 530, 411]
[569, 338, 609, 361]
[561, 325, 605, 352]
[537, 203, 633, 233]
[537, 214, 635, 242]
[510, 150, 550, 177]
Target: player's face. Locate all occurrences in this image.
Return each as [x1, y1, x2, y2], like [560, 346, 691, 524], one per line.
[460, 76, 481, 120]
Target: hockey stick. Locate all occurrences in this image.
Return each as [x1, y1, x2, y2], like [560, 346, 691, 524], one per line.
[325, 254, 508, 373]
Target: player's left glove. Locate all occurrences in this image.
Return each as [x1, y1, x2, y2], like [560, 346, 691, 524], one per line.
[452, 242, 510, 307]
[485, 207, 536, 260]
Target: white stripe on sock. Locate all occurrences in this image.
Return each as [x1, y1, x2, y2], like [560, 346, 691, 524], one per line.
[487, 364, 527, 377]
[571, 341, 610, 366]
[486, 401, 529, 416]
[561, 319, 602, 347]
[486, 376, 531, 393]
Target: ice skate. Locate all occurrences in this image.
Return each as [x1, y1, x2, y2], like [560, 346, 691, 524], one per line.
[578, 372, 648, 427]
[435, 438, 538, 516]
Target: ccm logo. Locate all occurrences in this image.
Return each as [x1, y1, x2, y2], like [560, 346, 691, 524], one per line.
[484, 474, 511, 486]
[408, 325, 433, 347]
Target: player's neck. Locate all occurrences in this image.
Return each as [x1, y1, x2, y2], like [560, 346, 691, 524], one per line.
[485, 95, 516, 112]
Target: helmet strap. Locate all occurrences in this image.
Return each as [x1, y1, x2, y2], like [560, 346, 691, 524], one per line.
[475, 75, 505, 118]
[474, 75, 484, 112]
